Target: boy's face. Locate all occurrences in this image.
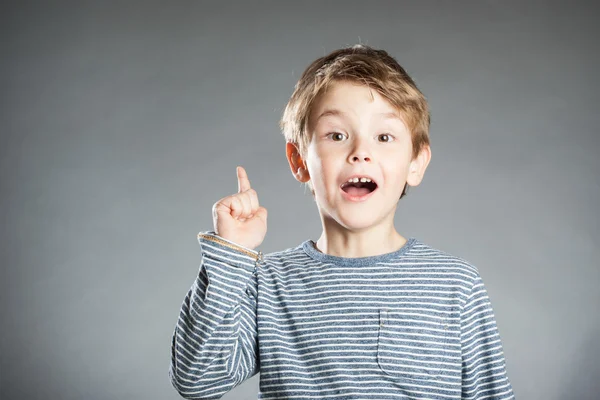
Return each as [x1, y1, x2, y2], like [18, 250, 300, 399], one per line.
[286, 81, 430, 232]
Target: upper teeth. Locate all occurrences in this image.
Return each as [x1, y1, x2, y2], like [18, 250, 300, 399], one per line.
[347, 177, 372, 183]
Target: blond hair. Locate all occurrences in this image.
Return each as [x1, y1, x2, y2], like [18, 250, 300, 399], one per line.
[280, 44, 430, 160]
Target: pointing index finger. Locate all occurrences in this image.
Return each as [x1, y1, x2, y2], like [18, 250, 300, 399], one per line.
[237, 166, 251, 193]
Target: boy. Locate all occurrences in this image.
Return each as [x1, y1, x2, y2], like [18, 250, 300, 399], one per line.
[169, 45, 514, 399]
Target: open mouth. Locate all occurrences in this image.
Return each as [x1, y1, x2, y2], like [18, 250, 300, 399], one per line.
[341, 178, 378, 197]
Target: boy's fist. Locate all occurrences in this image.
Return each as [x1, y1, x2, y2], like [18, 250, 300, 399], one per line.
[212, 166, 268, 250]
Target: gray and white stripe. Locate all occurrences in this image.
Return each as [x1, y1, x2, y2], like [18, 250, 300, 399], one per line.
[170, 233, 514, 399]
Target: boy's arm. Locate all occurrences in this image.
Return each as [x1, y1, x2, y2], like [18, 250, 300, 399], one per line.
[169, 232, 261, 400]
[460, 274, 515, 399]
[169, 166, 266, 399]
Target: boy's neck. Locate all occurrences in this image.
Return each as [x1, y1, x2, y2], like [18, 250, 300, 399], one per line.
[314, 221, 407, 258]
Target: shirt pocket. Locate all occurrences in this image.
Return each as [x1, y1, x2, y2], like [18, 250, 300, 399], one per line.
[377, 308, 449, 381]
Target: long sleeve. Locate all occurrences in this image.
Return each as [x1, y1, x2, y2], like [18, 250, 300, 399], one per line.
[169, 232, 261, 400]
[460, 274, 514, 399]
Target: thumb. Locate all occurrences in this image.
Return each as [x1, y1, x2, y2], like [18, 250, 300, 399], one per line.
[254, 206, 268, 223]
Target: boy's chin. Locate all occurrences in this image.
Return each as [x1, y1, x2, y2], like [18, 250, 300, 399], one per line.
[329, 213, 391, 232]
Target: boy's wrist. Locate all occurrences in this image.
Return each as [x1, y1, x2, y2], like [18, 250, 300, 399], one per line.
[198, 232, 263, 265]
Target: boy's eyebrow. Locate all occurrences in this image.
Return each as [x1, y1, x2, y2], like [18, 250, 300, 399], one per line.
[379, 111, 403, 121]
[315, 109, 345, 121]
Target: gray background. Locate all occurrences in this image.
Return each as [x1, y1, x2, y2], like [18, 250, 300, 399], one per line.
[1, 1, 598, 399]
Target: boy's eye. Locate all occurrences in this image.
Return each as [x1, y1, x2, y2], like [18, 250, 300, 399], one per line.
[328, 132, 347, 141]
[378, 134, 394, 142]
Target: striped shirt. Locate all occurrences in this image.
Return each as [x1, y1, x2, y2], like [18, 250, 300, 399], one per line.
[170, 232, 514, 400]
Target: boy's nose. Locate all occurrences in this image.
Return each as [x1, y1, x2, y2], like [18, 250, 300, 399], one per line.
[349, 147, 372, 163]
[348, 137, 372, 163]
[350, 154, 371, 163]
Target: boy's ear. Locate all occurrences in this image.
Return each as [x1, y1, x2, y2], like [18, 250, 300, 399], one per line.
[286, 142, 310, 183]
[406, 145, 432, 187]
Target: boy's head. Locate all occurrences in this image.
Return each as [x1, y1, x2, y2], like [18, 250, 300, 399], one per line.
[280, 44, 430, 200]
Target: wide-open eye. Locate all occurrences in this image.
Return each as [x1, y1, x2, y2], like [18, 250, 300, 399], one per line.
[328, 132, 347, 141]
[378, 133, 394, 142]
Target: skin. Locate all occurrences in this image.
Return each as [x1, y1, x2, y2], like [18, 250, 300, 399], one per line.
[213, 81, 431, 257]
[212, 166, 267, 250]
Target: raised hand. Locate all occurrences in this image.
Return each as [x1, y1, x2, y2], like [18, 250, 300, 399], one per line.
[212, 166, 268, 250]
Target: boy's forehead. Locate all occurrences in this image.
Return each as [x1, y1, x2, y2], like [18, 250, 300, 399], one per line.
[313, 109, 404, 125]
[310, 82, 404, 123]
